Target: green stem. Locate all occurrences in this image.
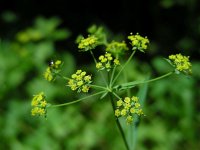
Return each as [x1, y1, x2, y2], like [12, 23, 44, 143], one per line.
[112, 92, 121, 99]
[123, 69, 131, 96]
[112, 51, 136, 86]
[109, 94, 130, 150]
[57, 73, 70, 80]
[115, 72, 173, 91]
[142, 71, 173, 84]
[135, 72, 173, 85]
[90, 50, 97, 64]
[89, 84, 108, 91]
[90, 50, 108, 86]
[132, 120, 138, 150]
[50, 91, 105, 107]
[109, 65, 117, 88]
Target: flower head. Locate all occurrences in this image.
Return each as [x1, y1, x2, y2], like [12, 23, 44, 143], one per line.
[106, 41, 129, 56]
[31, 92, 48, 118]
[168, 53, 192, 75]
[68, 70, 92, 93]
[44, 60, 62, 82]
[78, 35, 98, 51]
[96, 52, 120, 71]
[128, 33, 149, 52]
[115, 96, 144, 124]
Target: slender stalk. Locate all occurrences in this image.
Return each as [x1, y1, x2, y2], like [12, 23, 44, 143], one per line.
[90, 50, 97, 63]
[112, 92, 121, 99]
[116, 71, 173, 91]
[51, 91, 105, 107]
[90, 50, 108, 86]
[134, 72, 173, 85]
[109, 65, 116, 88]
[132, 120, 138, 150]
[57, 73, 70, 80]
[112, 51, 136, 86]
[110, 94, 130, 150]
[142, 71, 173, 84]
[123, 69, 131, 96]
[89, 84, 108, 91]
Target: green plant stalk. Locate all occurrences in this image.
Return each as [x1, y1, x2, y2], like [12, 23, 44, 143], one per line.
[141, 71, 173, 84]
[109, 93, 130, 150]
[109, 65, 117, 88]
[118, 71, 173, 90]
[108, 69, 129, 150]
[123, 69, 131, 96]
[112, 51, 136, 85]
[89, 84, 109, 91]
[132, 76, 149, 150]
[57, 73, 70, 80]
[112, 92, 121, 99]
[90, 50, 108, 86]
[50, 91, 105, 107]
[132, 119, 138, 150]
[90, 50, 97, 64]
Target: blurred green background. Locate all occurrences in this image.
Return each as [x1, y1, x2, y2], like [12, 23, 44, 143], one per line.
[0, 0, 200, 150]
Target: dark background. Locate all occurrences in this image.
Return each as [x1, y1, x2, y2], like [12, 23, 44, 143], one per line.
[1, 0, 200, 59]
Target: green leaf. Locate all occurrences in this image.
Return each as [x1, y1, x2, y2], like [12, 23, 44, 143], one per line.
[113, 80, 142, 91]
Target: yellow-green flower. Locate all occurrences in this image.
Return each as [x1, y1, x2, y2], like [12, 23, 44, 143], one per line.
[128, 33, 149, 52]
[82, 85, 90, 93]
[168, 53, 192, 75]
[31, 92, 47, 118]
[96, 52, 120, 71]
[68, 70, 92, 93]
[54, 60, 62, 68]
[44, 60, 62, 82]
[44, 67, 53, 81]
[114, 59, 120, 65]
[115, 109, 121, 117]
[117, 99, 123, 107]
[115, 96, 144, 124]
[106, 41, 129, 56]
[78, 35, 98, 51]
[126, 115, 133, 124]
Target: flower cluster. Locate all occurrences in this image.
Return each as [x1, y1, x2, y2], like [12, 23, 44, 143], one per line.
[78, 35, 98, 51]
[106, 41, 129, 56]
[68, 70, 92, 93]
[31, 92, 47, 117]
[96, 52, 120, 71]
[115, 96, 144, 124]
[44, 60, 62, 81]
[168, 53, 192, 75]
[128, 33, 149, 52]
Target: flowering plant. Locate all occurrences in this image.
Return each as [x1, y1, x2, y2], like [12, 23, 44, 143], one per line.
[31, 25, 192, 150]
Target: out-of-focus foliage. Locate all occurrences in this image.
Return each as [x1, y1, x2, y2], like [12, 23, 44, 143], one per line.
[0, 16, 126, 150]
[135, 58, 200, 150]
[0, 2, 200, 148]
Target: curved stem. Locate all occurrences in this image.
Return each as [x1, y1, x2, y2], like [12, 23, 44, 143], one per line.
[142, 71, 173, 84]
[112, 51, 136, 86]
[109, 94, 130, 150]
[115, 72, 173, 91]
[50, 91, 105, 107]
